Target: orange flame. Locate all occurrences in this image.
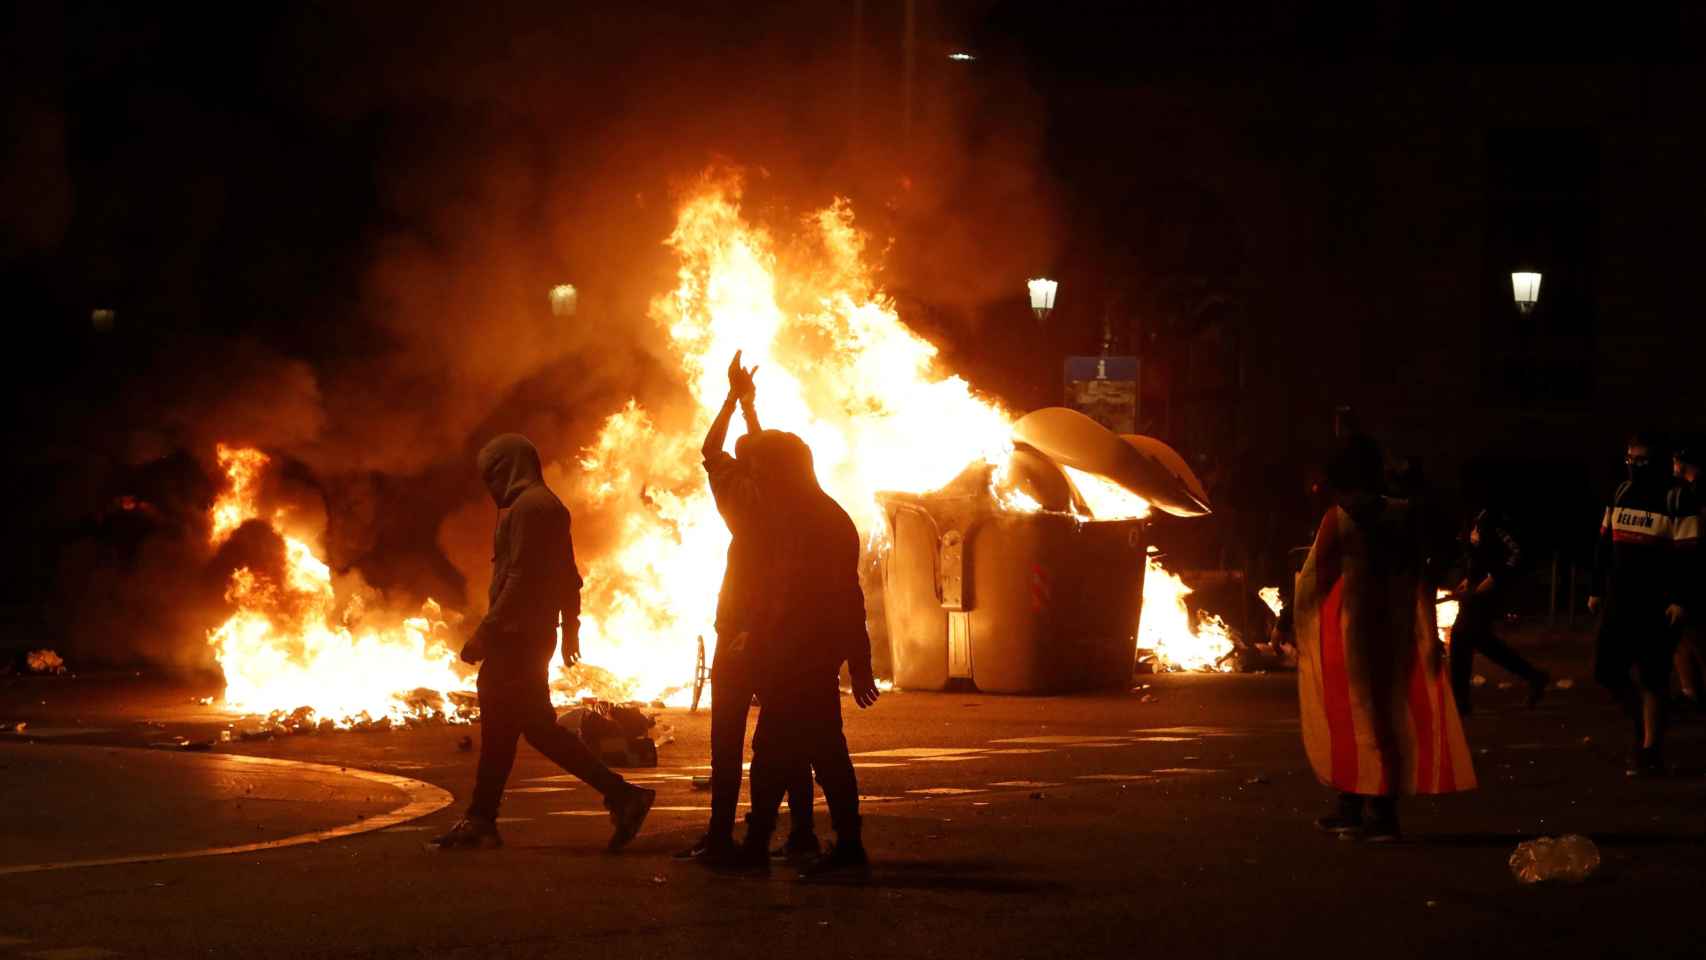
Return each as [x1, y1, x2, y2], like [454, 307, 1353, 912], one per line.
[205, 447, 472, 725]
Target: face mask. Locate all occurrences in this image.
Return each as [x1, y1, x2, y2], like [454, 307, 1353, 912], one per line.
[1627, 457, 1656, 482]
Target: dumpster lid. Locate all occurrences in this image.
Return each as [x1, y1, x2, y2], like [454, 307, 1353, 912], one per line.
[1012, 407, 1212, 517]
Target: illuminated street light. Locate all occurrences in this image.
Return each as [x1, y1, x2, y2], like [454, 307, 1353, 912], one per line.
[1511, 271, 1541, 315]
[1028, 278, 1058, 322]
[948, 52, 976, 62]
[549, 284, 578, 317]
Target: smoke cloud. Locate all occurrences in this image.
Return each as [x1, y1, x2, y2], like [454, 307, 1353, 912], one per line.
[15, 2, 1063, 668]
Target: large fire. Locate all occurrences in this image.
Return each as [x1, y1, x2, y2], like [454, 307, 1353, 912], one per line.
[202, 178, 1233, 724]
[206, 444, 473, 726]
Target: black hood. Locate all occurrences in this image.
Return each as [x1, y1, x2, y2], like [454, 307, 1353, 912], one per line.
[476, 433, 544, 508]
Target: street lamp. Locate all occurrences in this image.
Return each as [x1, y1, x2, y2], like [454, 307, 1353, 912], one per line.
[549, 284, 578, 317]
[1511, 271, 1541, 315]
[1028, 278, 1058, 322]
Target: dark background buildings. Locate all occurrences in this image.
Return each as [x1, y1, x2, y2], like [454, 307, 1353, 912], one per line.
[3, 2, 1703, 664]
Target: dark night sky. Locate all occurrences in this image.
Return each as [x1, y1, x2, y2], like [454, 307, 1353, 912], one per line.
[4, 1, 1705, 662]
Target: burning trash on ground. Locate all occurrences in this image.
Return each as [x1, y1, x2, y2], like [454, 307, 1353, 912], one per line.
[178, 174, 1272, 735]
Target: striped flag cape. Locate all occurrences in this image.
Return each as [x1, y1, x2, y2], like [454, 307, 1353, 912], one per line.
[1295, 500, 1476, 796]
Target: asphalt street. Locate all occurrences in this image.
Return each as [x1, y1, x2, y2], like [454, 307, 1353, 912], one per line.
[1, 631, 1703, 959]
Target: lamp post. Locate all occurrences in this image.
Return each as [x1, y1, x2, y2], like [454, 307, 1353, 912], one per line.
[1028, 278, 1058, 323]
[1511, 271, 1541, 316]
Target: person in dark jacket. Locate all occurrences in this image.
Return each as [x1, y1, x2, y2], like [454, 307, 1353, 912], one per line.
[675, 353, 819, 866]
[731, 431, 880, 879]
[1589, 433, 1696, 777]
[433, 433, 655, 850]
[1673, 441, 1705, 705]
[1447, 506, 1549, 714]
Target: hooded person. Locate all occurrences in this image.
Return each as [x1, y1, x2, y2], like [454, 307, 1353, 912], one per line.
[731, 430, 880, 879]
[432, 433, 655, 851]
[1293, 434, 1476, 842]
[675, 352, 819, 867]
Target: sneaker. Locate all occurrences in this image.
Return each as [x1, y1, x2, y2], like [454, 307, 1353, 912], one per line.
[1313, 814, 1362, 834]
[1360, 819, 1402, 843]
[606, 787, 655, 852]
[770, 833, 821, 863]
[430, 816, 502, 850]
[673, 832, 736, 862]
[798, 840, 870, 881]
[1526, 672, 1550, 709]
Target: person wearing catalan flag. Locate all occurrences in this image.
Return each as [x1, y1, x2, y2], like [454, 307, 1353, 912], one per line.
[1588, 433, 1698, 777]
[1294, 433, 1475, 843]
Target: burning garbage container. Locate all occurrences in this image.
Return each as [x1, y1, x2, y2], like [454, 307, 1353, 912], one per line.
[877, 408, 1210, 694]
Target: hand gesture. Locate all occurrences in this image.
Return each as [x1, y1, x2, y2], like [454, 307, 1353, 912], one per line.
[1666, 603, 1686, 627]
[851, 667, 881, 709]
[1587, 596, 1601, 614]
[726, 350, 758, 401]
[562, 628, 582, 670]
[459, 632, 487, 665]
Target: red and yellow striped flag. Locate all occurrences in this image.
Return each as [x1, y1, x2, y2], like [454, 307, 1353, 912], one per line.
[1295, 502, 1476, 796]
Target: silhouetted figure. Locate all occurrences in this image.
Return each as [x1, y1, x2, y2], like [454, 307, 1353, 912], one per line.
[1671, 441, 1704, 705]
[733, 431, 879, 879]
[1447, 504, 1549, 714]
[1590, 433, 1696, 776]
[676, 353, 818, 866]
[1294, 434, 1476, 842]
[433, 434, 654, 851]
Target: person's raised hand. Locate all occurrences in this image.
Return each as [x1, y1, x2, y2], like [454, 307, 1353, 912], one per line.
[1587, 596, 1601, 614]
[1667, 603, 1686, 627]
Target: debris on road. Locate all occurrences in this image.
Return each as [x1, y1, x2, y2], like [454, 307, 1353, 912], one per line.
[1510, 835, 1600, 884]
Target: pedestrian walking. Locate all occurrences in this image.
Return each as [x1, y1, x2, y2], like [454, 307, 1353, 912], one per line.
[433, 434, 655, 850]
[1588, 433, 1697, 776]
[1447, 504, 1550, 714]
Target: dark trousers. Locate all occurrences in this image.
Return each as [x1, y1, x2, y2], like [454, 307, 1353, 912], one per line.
[1594, 595, 1679, 739]
[469, 656, 628, 820]
[748, 671, 861, 846]
[1449, 591, 1543, 714]
[709, 656, 814, 840]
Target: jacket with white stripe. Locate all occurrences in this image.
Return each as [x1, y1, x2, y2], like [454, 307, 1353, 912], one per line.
[1591, 476, 1700, 606]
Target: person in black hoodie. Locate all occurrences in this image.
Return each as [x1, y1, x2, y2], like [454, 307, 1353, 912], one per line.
[433, 433, 655, 850]
[1447, 504, 1550, 715]
[675, 353, 819, 866]
[731, 431, 880, 879]
[1589, 433, 1696, 777]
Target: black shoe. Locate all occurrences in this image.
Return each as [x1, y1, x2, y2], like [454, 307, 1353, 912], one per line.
[1526, 672, 1550, 708]
[1627, 747, 1666, 778]
[1360, 819, 1402, 843]
[430, 816, 502, 850]
[606, 787, 655, 852]
[1314, 814, 1362, 834]
[798, 840, 870, 881]
[770, 833, 821, 863]
[674, 832, 736, 862]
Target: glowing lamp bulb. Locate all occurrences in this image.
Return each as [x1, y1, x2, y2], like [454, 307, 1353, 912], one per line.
[549, 284, 578, 317]
[1027, 278, 1058, 322]
[1511, 272, 1541, 315]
